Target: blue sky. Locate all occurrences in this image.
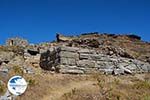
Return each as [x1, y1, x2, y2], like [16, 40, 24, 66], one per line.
[0, 0, 150, 44]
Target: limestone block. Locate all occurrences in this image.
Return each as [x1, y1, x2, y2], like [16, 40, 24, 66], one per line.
[59, 51, 79, 58]
[60, 58, 76, 65]
[59, 46, 79, 52]
[77, 60, 95, 68]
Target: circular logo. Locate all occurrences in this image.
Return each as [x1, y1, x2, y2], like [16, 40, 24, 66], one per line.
[7, 76, 27, 96]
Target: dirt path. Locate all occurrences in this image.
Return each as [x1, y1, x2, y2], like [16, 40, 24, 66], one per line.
[42, 80, 96, 100]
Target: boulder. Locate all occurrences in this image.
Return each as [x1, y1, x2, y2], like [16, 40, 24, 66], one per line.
[113, 69, 124, 75]
[56, 33, 74, 42]
[0, 90, 12, 100]
[27, 49, 39, 56]
[119, 66, 132, 74]
[101, 69, 113, 75]
[23, 67, 34, 74]
[0, 67, 9, 78]
[0, 51, 14, 62]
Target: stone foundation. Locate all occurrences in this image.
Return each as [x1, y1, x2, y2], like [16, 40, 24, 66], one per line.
[40, 46, 150, 74]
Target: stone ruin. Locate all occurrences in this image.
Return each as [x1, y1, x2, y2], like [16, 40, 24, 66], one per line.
[40, 46, 150, 75]
[38, 33, 150, 75]
[6, 37, 28, 47]
[1, 33, 150, 75]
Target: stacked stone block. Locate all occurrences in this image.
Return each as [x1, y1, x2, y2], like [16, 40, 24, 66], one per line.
[40, 46, 150, 75]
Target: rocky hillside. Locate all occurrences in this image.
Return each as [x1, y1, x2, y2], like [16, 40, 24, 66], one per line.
[39, 33, 150, 74]
[0, 33, 150, 76]
[56, 33, 150, 63]
[0, 33, 150, 100]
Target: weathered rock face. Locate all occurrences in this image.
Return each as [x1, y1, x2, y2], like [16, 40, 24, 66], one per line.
[55, 33, 150, 63]
[40, 48, 59, 70]
[40, 46, 150, 74]
[1, 33, 150, 75]
[0, 51, 14, 63]
[56, 33, 75, 42]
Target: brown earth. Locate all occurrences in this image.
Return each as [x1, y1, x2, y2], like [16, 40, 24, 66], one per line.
[13, 72, 150, 100]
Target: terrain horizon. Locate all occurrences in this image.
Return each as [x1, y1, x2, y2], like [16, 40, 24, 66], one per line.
[0, 32, 149, 45]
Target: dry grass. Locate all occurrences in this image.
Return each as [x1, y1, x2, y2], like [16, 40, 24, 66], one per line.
[0, 82, 5, 95]
[1, 72, 150, 100]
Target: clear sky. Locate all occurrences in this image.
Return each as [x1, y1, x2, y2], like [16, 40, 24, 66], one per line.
[0, 0, 150, 44]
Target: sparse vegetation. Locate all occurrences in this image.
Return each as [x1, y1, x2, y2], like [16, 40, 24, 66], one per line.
[127, 34, 141, 40]
[12, 65, 24, 75]
[133, 80, 150, 89]
[62, 88, 77, 100]
[0, 33, 150, 100]
[0, 46, 24, 56]
[81, 32, 99, 35]
[28, 78, 37, 86]
[0, 82, 5, 95]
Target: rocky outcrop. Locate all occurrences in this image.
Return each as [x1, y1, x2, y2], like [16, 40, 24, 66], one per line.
[56, 33, 75, 42]
[1, 33, 150, 75]
[0, 51, 14, 64]
[40, 46, 150, 74]
[40, 48, 59, 70]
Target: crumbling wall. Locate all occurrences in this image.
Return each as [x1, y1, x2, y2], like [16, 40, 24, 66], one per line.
[40, 48, 59, 70]
[56, 33, 74, 42]
[40, 46, 150, 74]
[6, 37, 28, 47]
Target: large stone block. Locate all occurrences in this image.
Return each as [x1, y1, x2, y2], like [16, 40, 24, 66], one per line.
[113, 69, 124, 75]
[96, 61, 115, 69]
[0, 52, 14, 62]
[140, 63, 150, 72]
[90, 54, 102, 60]
[124, 64, 137, 71]
[60, 58, 76, 65]
[78, 49, 95, 54]
[59, 51, 79, 58]
[119, 66, 132, 74]
[81, 68, 98, 74]
[59, 46, 79, 52]
[90, 54, 109, 61]
[77, 60, 95, 68]
[79, 53, 90, 60]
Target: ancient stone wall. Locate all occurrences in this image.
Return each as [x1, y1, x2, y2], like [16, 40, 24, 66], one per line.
[40, 46, 150, 75]
[6, 37, 28, 47]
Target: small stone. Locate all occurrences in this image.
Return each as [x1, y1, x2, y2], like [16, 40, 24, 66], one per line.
[59, 69, 84, 74]
[113, 69, 124, 75]
[119, 66, 132, 74]
[103, 69, 113, 75]
[0, 68, 9, 73]
[25, 67, 34, 74]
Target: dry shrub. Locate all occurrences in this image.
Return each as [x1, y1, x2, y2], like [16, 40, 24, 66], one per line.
[0, 82, 6, 95]
[12, 65, 24, 75]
